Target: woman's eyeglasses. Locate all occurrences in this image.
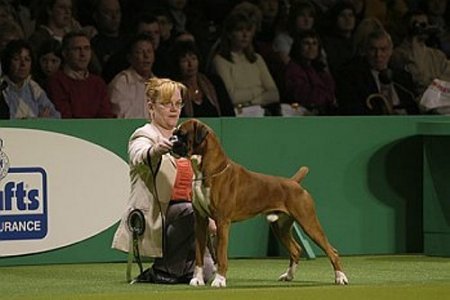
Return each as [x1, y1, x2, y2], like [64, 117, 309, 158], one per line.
[156, 101, 185, 109]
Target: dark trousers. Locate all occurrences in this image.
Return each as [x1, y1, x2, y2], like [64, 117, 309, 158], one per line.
[150, 201, 215, 283]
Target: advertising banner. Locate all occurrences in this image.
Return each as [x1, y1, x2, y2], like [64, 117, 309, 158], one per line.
[0, 128, 129, 257]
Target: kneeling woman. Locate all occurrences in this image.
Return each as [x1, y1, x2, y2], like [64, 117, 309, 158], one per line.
[112, 78, 215, 283]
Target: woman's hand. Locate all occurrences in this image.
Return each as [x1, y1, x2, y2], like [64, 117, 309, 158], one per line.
[151, 137, 173, 156]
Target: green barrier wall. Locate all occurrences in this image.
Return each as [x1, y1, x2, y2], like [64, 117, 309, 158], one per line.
[0, 116, 447, 266]
[419, 122, 450, 256]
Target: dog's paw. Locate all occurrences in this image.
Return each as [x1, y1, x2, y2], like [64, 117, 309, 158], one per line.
[189, 277, 205, 286]
[211, 274, 227, 287]
[189, 266, 205, 286]
[278, 272, 294, 281]
[335, 271, 349, 285]
[278, 263, 297, 281]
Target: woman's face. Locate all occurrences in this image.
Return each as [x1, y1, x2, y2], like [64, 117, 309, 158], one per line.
[48, 0, 73, 28]
[300, 37, 319, 61]
[230, 24, 254, 51]
[149, 88, 183, 130]
[295, 10, 314, 32]
[179, 52, 198, 78]
[129, 40, 154, 78]
[8, 48, 32, 84]
[336, 8, 356, 32]
[39, 52, 61, 77]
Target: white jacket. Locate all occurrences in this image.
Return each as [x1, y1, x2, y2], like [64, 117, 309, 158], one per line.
[111, 123, 177, 257]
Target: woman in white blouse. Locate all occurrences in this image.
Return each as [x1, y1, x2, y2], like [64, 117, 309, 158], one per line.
[212, 11, 279, 117]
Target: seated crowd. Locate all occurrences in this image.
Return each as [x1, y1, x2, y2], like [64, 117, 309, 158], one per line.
[1, 0, 450, 119]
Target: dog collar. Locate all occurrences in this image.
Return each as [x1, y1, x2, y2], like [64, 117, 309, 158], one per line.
[193, 162, 230, 182]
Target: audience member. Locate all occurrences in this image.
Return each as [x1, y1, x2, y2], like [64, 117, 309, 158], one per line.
[0, 20, 24, 61]
[162, 0, 210, 44]
[321, 2, 357, 78]
[0, 0, 16, 25]
[352, 17, 384, 58]
[253, 0, 286, 51]
[28, 0, 82, 53]
[336, 29, 419, 115]
[169, 40, 235, 117]
[117, 0, 160, 30]
[1, 39, 60, 119]
[33, 38, 62, 91]
[364, 0, 409, 28]
[419, 0, 450, 58]
[204, 1, 262, 75]
[252, 0, 289, 102]
[103, 13, 163, 82]
[273, 1, 316, 65]
[285, 30, 337, 115]
[108, 34, 155, 119]
[153, 6, 175, 52]
[386, 0, 412, 46]
[112, 77, 215, 284]
[90, 0, 126, 71]
[46, 31, 114, 118]
[347, 0, 365, 25]
[390, 9, 450, 97]
[0, 0, 34, 38]
[212, 10, 279, 116]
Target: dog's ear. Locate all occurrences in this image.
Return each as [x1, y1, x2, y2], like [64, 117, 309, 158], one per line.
[194, 121, 209, 147]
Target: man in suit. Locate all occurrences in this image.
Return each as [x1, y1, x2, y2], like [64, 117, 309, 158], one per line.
[336, 29, 420, 115]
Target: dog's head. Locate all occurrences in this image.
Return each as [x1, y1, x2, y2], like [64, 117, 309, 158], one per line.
[171, 119, 210, 158]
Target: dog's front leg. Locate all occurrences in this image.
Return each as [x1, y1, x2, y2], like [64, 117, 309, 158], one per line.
[211, 220, 230, 287]
[190, 212, 209, 286]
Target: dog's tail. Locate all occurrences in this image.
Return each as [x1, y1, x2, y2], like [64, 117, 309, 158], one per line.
[291, 166, 309, 183]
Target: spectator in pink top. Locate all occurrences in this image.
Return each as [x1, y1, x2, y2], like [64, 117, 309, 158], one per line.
[285, 29, 337, 115]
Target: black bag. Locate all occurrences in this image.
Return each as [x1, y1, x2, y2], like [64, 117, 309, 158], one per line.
[134, 267, 192, 284]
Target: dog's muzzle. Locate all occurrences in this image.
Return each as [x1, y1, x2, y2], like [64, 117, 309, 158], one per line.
[170, 130, 189, 157]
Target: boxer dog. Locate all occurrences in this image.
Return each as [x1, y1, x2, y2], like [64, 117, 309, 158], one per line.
[171, 119, 348, 287]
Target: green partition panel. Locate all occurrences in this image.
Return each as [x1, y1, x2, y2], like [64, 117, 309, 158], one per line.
[0, 116, 445, 266]
[220, 117, 424, 256]
[419, 122, 450, 257]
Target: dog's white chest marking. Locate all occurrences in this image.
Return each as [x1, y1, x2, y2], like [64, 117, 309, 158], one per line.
[192, 177, 211, 217]
[191, 155, 212, 218]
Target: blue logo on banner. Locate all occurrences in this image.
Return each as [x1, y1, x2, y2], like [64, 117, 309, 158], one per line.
[0, 167, 48, 240]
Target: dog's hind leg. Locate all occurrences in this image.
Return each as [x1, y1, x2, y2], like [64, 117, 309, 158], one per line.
[270, 215, 302, 281]
[290, 195, 349, 285]
[190, 211, 209, 286]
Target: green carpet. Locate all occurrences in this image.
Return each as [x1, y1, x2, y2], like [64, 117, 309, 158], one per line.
[1, 255, 449, 300]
